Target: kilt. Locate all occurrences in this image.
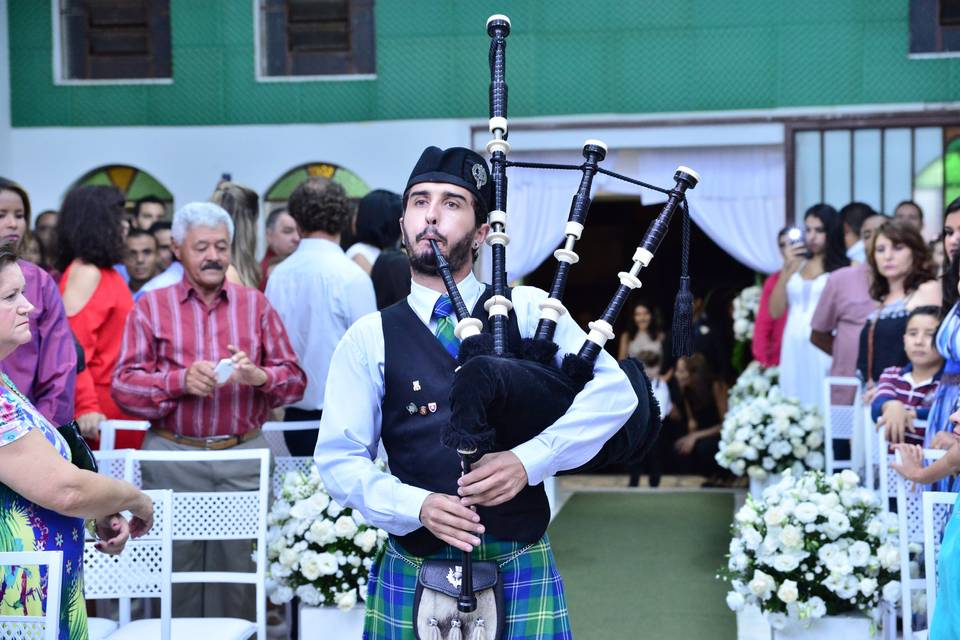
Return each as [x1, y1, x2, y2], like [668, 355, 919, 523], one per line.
[363, 534, 572, 640]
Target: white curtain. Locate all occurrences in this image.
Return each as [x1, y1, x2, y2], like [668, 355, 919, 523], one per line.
[479, 145, 786, 282]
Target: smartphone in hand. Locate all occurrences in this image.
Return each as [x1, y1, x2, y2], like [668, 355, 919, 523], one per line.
[213, 358, 235, 385]
[786, 227, 813, 259]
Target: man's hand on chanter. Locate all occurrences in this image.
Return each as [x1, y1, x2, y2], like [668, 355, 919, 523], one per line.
[458, 451, 529, 508]
[420, 493, 484, 553]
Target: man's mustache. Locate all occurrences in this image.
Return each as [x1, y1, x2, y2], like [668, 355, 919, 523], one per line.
[202, 262, 224, 271]
[416, 227, 446, 244]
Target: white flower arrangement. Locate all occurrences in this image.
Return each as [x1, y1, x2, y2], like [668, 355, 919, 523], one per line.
[721, 470, 900, 630]
[716, 384, 823, 479]
[728, 361, 780, 409]
[733, 284, 762, 343]
[266, 465, 387, 610]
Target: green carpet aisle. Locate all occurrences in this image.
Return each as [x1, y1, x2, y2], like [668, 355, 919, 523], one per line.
[549, 492, 736, 639]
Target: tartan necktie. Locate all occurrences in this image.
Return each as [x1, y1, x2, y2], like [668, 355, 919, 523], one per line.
[431, 294, 460, 359]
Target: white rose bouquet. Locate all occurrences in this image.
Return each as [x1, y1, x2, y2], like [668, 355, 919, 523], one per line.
[266, 466, 387, 610]
[716, 385, 824, 479]
[733, 284, 762, 343]
[721, 470, 900, 631]
[728, 361, 780, 409]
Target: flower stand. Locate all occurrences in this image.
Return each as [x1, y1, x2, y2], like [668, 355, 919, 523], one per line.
[748, 473, 781, 502]
[772, 613, 873, 639]
[736, 604, 771, 640]
[299, 603, 366, 639]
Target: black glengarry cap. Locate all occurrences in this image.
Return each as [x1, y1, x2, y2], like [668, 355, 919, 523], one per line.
[405, 147, 493, 223]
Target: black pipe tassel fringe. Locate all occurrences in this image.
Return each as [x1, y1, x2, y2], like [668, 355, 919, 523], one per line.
[672, 276, 694, 358]
[672, 199, 694, 358]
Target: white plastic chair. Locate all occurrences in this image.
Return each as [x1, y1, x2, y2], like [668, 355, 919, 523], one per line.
[98, 420, 151, 452]
[94, 449, 142, 488]
[262, 420, 318, 496]
[892, 447, 947, 639]
[84, 489, 173, 640]
[923, 490, 959, 634]
[0, 550, 63, 640]
[121, 449, 271, 640]
[863, 405, 877, 490]
[822, 376, 863, 475]
[878, 421, 931, 508]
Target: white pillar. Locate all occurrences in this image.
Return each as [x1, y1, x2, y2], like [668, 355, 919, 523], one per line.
[0, 0, 11, 179]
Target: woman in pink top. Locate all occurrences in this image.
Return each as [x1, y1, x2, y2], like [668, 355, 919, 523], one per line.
[751, 227, 791, 367]
[55, 186, 137, 447]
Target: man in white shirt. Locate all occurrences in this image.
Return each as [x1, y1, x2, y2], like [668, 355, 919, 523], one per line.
[266, 179, 375, 455]
[315, 146, 637, 637]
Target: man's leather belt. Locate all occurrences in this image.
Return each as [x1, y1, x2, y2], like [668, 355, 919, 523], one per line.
[151, 427, 262, 450]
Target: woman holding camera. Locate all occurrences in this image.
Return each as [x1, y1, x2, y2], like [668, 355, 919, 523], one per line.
[769, 204, 849, 407]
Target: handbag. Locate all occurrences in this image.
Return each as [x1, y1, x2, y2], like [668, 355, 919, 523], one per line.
[413, 559, 504, 640]
[57, 420, 99, 473]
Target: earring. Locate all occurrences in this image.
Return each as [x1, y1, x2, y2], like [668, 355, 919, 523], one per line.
[473, 241, 480, 249]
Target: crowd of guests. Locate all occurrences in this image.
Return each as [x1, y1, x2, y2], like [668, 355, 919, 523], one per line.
[8, 161, 960, 632]
[754, 197, 960, 635]
[0, 174, 414, 636]
[621, 198, 960, 490]
[752, 198, 959, 448]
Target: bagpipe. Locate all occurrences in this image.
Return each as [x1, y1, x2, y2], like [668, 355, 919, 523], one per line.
[433, 14, 700, 616]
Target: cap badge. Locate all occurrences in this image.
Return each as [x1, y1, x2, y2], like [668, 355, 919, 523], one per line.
[471, 163, 487, 190]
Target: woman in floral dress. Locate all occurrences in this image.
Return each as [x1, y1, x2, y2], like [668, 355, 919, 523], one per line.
[0, 247, 153, 639]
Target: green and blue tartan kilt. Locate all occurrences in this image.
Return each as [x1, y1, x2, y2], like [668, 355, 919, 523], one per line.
[362, 534, 572, 640]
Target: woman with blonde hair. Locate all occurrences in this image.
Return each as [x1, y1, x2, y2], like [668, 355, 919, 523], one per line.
[211, 181, 261, 288]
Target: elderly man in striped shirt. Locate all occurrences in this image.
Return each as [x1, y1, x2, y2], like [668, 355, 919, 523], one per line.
[112, 201, 307, 619]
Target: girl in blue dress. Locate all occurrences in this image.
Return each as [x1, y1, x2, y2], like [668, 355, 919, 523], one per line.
[922, 298, 960, 491]
[894, 423, 960, 639]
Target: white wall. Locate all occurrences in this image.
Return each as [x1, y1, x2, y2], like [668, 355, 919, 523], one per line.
[7, 114, 788, 215]
[0, 0, 12, 177]
[7, 118, 473, 213]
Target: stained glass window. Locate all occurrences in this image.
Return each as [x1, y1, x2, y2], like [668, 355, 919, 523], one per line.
[73, 165, 173, 209]
[264, 162, 370, 210]
[946, 136, 960, 206]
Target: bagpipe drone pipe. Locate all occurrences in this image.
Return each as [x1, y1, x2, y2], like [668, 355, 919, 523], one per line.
[433, 14, 700, 613]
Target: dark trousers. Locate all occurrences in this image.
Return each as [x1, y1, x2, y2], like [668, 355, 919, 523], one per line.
[283, 407, 322, 456]
[629, 417, 683, 487]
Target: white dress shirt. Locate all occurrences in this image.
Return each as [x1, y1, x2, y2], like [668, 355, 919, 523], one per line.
[315, 271, 638, 536]
[136, 261, 184, 298]
[266, 238, 376, 411]
[345, 242, 382, 267]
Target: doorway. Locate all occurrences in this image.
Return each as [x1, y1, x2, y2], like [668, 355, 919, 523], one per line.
[523, 196, 756, 363]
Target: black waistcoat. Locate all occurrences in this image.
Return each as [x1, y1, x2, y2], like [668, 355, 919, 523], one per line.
[381, 287, 550, 556]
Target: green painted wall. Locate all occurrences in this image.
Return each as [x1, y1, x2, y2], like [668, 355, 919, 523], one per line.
[8, 0, 960, 127]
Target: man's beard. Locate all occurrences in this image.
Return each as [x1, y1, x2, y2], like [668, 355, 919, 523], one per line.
[403, 225, 475, 277]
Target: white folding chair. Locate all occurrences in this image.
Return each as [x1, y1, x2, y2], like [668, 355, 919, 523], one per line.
[94, 449, 143, 488]
[863, 405, 877, 490]
[84, 489, 173, 640]
[0, 550, 63, 640]
[122, 449, 271, 640]
[878, 421, 931, 508]
[262, 420, 318, 496]
[823, 376, 863, 475]
[893, 447, 947, 639]
[98, 420, 151, 452]
[923, 491, 959, 634]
